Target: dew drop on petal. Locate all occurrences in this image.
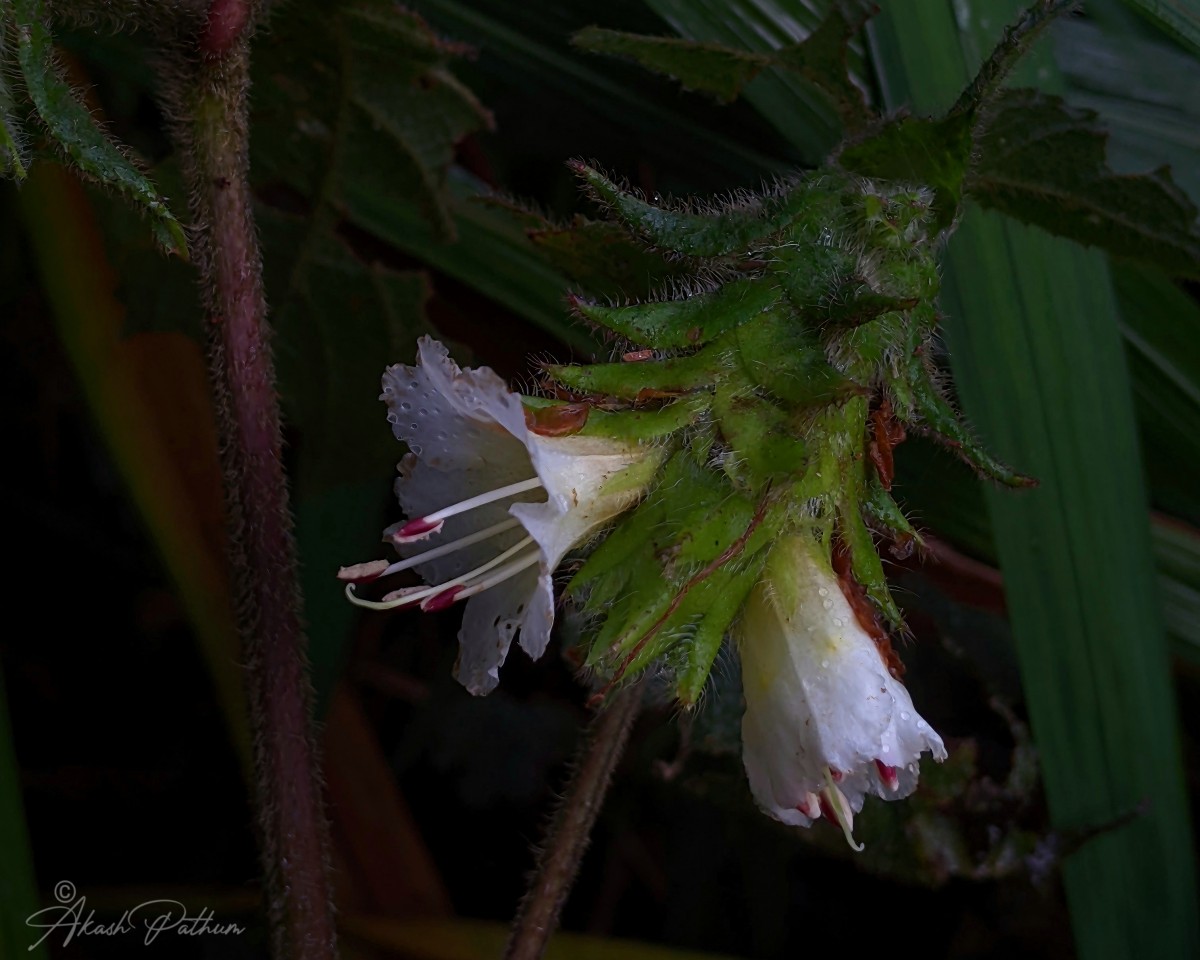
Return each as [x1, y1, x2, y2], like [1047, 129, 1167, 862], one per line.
[818, 587, 828, 597]
[900, 711, 910, 721]
[881, 744, 890, 754]
[400, 401, 411, 411]
[822, 598, 833, 610]
[821, 659, 829, 669]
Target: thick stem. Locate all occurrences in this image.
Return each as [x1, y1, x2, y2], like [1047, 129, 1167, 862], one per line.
[504, 685, 642, 960]
[163, 3, 337, 958]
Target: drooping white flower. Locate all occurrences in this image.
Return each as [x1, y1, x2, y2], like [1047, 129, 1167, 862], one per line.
[339, 336, 661, 695]
[737, 535, 946, 849]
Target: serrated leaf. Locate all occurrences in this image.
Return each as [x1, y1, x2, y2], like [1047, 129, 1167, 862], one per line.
[11, 0, 185, 253]
[836, 113, 972, 233]
[253, 0, 492, 242]
[574, 5, 873, 122]
[572, 26, 770, 104]
[969, 88, 1200, 277]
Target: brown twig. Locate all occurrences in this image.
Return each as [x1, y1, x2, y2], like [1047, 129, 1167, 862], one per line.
[504, 684, 643, 960]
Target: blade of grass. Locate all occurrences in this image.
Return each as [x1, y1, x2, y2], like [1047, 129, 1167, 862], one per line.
[0, 663, 46, 960]
[898, 439, 1200, 666]
[869, 4, 1198, 958]
[1118, 0, 1200, 55]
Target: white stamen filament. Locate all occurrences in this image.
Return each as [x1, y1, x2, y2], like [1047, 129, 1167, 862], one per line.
[382, 518, 522, 576]
[421, 476, 543, 525]
[346, 536, 535, 611]
[823, 769, 865, 852]
[453, 548, 541, 601]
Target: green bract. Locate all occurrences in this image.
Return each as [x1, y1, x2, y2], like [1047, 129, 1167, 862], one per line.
[548, 164, 1031, 703]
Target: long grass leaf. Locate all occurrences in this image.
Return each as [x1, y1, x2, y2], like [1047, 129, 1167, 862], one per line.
[869, 3, 1199, 957]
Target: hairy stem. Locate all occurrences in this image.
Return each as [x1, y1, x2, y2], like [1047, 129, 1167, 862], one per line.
[505, 685, 642, 960]
[952, 0, 1077, 118]
[162, 3, 337, 957]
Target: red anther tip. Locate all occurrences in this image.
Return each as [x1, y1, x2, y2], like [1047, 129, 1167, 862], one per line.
[875, 759, 899, 791]
[829, 768, 844, 782]
[395, 516, 444, 542]
[420, 585, 464, 612]
[622, 349, 655, 362]
[818, 794, 837, 823]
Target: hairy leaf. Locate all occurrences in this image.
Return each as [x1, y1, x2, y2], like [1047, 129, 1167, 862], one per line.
[837, 114, 972, 233]
[571, 26, 770, 103]
[574, 2, 872, 126]
[969, 88, 1200, 277]
[10, 0, 185, 253]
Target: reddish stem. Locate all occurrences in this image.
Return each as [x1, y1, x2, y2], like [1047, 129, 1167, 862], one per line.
[166, 2, 338, 957]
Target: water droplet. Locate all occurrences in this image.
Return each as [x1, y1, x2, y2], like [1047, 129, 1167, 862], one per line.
[900, 711, 910, 721]
[418, 407, 429, 416]
[818, 587, 828, 597]
[410, 443, 423, 455]
[822, 598, 833, 610]
[400, 401, 411, 411]
[917, 720, 927, 730]
[821, 659, 829, 669]
[833, 617, 844, 628]
[881, 744, 890, 754]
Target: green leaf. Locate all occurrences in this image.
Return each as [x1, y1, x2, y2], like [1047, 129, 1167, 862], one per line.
[10, 0, 185, 254]
[571, 27, 771, 103]
[252, 0, 492, 241]
[1056, 15, 1200, 207]
[837, 114, 972, 233]
[1113, 263, 1200, 524]
[573, 2, 872, 128]
[347, 172, 599, 353]
[417, 0, 788, 185]
[643, 0, 850, 161]
[969, 88, 1200, 277]
[871, 4, 1199, 957]
[1153, 518, 1200, 666]
[1120, 0, 1200, 55]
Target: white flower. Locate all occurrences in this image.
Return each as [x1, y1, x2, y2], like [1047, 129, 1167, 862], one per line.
[339, 337, 660, 695]
[737, 535, 946, 849]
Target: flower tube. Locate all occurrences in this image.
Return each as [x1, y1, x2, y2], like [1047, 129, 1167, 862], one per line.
[340, 337, 660, 695]
[737, 535, 946, 848]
